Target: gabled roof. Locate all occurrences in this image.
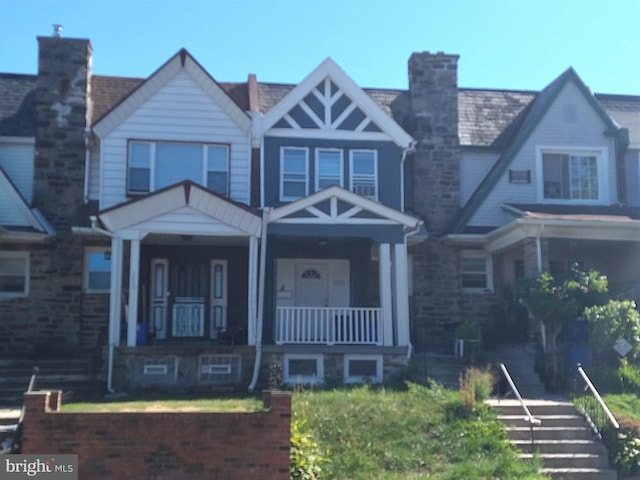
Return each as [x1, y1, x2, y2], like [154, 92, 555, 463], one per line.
[269, 185, 422, 230]
[0, 74, 37, 137]
[96, 181, 261, 235]
[92, 49, 251, 137]
[0, 166, 54, 240]
[449, 68, 623, 234]
[260, 58, 414, 148]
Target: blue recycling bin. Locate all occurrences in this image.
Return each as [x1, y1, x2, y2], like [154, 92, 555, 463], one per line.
[136, 322, 148, 346]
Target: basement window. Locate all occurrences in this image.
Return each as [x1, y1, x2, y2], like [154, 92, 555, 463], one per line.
[284, 354, 324, 385]
[344, 355, 382, 384]
[199, 355, 241, 384]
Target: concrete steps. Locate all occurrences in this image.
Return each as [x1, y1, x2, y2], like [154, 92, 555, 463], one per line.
[489, 399, 617, 480]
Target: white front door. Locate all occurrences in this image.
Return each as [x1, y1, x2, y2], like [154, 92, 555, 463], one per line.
[295, 263, 329, 306]
[150, 258, 169, 339]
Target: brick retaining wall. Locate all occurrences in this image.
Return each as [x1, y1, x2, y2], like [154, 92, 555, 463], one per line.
[21, 390, 291, 480]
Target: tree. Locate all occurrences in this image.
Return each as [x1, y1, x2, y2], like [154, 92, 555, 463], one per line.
[518, 264, 609, 387]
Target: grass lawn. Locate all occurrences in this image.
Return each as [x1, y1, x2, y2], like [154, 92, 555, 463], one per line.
[61, 393, 265, 413]
[294, 384, 550, 480]
[602, 394, 640, 423]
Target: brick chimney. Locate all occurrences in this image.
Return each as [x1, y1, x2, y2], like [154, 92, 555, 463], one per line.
[408, 51, 460, 235]
[34, 35, 92, 231]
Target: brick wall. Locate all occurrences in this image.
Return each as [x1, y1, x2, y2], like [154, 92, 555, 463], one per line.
[21, 390, 291, 480]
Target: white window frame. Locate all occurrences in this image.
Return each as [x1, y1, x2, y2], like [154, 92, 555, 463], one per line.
[536, 146, 609, 204]
[284, 354, 324, 385]
[280, 147, 309, 201]
[127, 141, 230, 196]
[83, 247, 111, 293]
[315, 148, 343, 192]
[0, 251, 29, 298]
[349, 149, 378, 200]
[343, 354, 383, 384]
[461, 250, 493, 293]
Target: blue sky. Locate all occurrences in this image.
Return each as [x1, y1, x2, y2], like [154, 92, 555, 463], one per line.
[2, 0, 639, 95]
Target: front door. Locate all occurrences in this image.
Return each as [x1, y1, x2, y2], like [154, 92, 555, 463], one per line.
[150, 258, 169, 339]
[171, 260, 206, 337]
[295, 263, 329, 306]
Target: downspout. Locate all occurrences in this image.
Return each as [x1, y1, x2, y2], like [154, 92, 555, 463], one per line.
[403, 221, 423, 360]
[83, 128, 92, 204]
[90, 215, 117, 393]
[248, 208, 269, 392]
[400, 141, 416, 212]
[535, 224, 544, 274]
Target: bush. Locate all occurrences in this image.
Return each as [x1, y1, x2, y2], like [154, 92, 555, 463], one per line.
[584, 300, 640, 362]
[601, 415, 640, 476]
[290, 416, 329, 480]
[459, 367, 495, 410]
[619, 361, 640, 394]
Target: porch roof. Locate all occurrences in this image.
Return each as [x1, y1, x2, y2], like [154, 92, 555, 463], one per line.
[95, 181, 262, 237]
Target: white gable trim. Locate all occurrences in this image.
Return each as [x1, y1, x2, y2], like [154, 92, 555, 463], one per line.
[97, 182, 261, 236]
[268, 186, 421, 228]
[0, 168, 51, 235]
[93, 52, 251, 138]
[261, 58, 413, 148]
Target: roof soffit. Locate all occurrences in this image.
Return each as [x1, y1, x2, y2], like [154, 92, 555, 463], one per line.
[93, 51, 251, 137]
[261, 58, 413, 148]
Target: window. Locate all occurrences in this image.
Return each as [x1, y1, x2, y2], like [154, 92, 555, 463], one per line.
[350, 150, 378, 199]
[0, 251, 29, 298]
[538, 148, 607, 202]
[284, 354, 324, 385]
[344, 355, 382, 384]
[461, 250, 493, 292]
[316, 149, 343, 191]
[127, 141, 229, 196]
[84, 248, 111, 293]
[280, 147, 308, 200]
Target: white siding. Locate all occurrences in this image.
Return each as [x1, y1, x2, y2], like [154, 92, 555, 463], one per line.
[460, 149, 498, 206]
[87, 145, 100, 201]
[626, 150, 640, 206]
[469, 81, 618, 227]
[98, 71, 250, 209]
[0, 140, 34, 203]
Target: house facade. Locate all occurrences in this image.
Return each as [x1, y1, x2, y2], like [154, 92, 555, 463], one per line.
[1, 33, 639, 390]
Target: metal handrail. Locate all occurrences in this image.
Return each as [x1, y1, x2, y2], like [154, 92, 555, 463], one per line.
[577, 364, 619, 430]
[499, 363, 542, 427]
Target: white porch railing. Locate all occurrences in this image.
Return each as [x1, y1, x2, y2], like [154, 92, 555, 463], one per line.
[275, 307, 383, 345]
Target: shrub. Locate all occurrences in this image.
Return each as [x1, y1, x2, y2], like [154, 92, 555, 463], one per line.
[290, 416, 329, 480]
[584, 299, 640, 362]
[459, 367, 495, 410]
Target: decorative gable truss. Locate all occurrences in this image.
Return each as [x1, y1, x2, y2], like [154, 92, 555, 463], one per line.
[261, 58, 413, 148]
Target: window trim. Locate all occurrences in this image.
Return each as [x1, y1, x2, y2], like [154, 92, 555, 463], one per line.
[83, 247, 111, 294]
[0, 251, 29, 298]
[343, 354, 383, 384]
[461, 249, 493, 293]
[349, 149, 378, 200]
[315, 148, 344, 192]
[127, 140, 230, 196]
[279, 146, 309, 201]
[536, 146, 609, 204]
[284, 354, 324, 385]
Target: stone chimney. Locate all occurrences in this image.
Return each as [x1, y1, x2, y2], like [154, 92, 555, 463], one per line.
[408, 51, 460, 236]
[34, 35, 92, 231]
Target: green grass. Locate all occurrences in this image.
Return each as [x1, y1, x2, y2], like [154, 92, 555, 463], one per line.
[61, 393, 265, 413]
[603, 394, 640, 423]
[293, 384, 549, 480]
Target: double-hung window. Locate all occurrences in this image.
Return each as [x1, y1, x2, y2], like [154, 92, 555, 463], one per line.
[350, 150, 377, 199]
[127, 141, 229, 196]
[461, 250, 493, 292]
[316, 149, 343, 191]
[539, 148, 606, 202]
[0, 251, 29, 298]
[280, 147, 308, 201]
[84, 248, 111, 293]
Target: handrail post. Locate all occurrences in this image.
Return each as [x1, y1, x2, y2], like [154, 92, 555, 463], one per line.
[576, 364, 619, 430]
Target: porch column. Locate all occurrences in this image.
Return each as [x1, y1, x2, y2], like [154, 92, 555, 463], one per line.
[127, 238, 141, 347]
[393, 242, 410, 347]
[379, 243, 393, 346]
[108, 237, 123, 347]
[247, 235, 258, 345]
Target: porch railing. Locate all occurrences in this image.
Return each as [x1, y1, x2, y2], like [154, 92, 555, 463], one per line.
[275, 307, 383, 345]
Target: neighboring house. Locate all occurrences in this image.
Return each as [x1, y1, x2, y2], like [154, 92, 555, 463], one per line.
[1, 33, 639, 390]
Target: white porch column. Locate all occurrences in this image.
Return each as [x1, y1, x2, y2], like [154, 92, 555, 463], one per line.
[127, 238, 140, 347]
[108, 237, 123, 347]
[379, 243, 393, 346]
[247, 235, 259, 346]
[393, 243, 410, 347]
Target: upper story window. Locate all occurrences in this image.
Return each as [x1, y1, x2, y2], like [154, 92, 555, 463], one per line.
[0, 251, 29, 298]
[280, 147, 308, 201]
[128, 141, 229, 196]
[350, 150, 378, 199]
[537, 147, 607, 203]
[316, 149, 343, 191]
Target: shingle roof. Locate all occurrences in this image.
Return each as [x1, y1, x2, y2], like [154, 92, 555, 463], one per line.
[0, 74, 37, 137]
[598, 94, 640, 144]
[506, 203, 640, 222]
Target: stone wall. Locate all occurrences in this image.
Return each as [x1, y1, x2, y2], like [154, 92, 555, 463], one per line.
[21, 389, 291, 480]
